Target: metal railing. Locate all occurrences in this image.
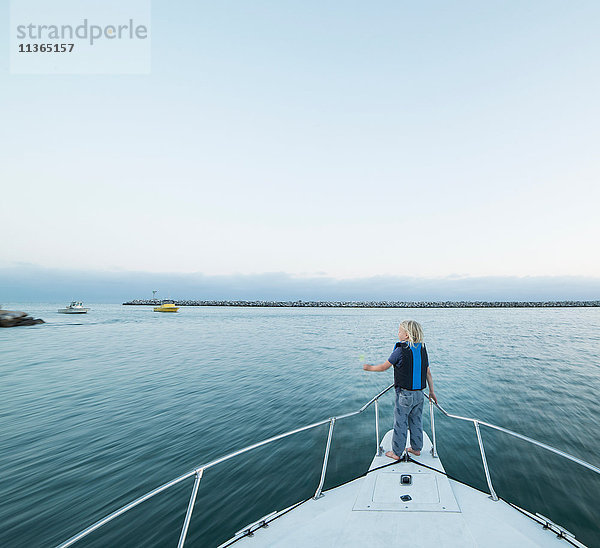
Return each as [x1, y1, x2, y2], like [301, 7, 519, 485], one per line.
[426, 396, 600, 502]
[56, 384, 395, 548]
[56, 383, 600, 547]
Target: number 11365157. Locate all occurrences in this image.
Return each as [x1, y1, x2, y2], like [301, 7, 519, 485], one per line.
[18, 43, 74, 52]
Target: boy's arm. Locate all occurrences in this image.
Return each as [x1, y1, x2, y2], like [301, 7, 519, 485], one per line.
[363, 361, 393, 372]
[426, 368, 438, 404]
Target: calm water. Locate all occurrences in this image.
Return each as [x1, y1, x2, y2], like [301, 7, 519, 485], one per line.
[1, 304, 599, 547]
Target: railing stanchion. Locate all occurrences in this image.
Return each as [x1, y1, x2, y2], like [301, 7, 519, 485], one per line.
[375, 399, 382, 456]
[177, 469, 203, 548]
[313, 417, 336, 499]
[474, 421, 498, 501]
[429, 398, 438, 458]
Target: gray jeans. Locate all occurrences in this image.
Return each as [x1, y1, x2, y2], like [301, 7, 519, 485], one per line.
[392, 388, 424, 455]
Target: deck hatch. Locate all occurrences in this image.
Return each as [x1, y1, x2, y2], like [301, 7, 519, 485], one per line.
[353, 461, 460, 513]
[372, 472, 440, 504]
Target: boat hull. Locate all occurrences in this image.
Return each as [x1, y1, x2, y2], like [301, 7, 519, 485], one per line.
[223, 430, 583, 547]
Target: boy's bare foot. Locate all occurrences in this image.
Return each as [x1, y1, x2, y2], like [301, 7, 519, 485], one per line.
[385, 450, 402, 460]
[406, 447, 421, 456]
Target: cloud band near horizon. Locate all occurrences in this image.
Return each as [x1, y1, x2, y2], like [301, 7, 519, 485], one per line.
[1, 265, 599, 303]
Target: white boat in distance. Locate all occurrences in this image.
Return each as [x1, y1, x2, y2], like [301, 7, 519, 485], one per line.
[56, 385, 598, 548]
[57, 302, 90, 314]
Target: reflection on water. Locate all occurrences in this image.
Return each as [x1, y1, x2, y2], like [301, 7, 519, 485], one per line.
[1, 304, 599, 546]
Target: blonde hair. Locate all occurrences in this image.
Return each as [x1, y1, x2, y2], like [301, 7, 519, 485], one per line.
[400, 320, 424, 345]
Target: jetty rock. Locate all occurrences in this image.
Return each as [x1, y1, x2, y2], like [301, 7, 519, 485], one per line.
[0, 309, 45, 328]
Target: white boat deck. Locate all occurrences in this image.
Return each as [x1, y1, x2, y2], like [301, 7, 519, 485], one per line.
[225, 430, 581, 547]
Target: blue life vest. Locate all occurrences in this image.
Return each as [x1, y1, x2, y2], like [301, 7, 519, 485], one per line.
[392, 342, 429, 390]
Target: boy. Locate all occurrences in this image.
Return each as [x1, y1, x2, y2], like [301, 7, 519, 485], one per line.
[363, 320, 437, 460]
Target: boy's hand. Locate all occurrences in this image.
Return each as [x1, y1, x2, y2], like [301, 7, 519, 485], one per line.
[363, 361, 392, 372]
[429, 391, 438, 404]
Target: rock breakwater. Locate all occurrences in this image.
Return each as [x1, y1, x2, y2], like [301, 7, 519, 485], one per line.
[0, 308, 45, 327]
[123, 299, 600, 308]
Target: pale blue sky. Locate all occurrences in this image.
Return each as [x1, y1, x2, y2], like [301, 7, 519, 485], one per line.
[2, 1, 599, 281]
